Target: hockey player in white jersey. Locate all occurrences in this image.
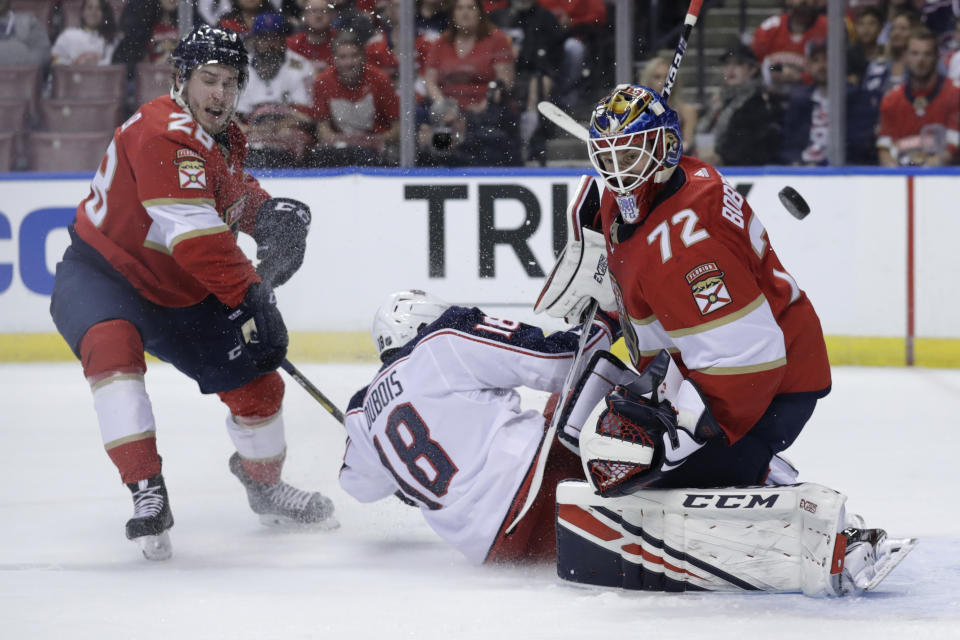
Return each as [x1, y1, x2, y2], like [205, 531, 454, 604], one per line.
[339, 290, 619, 564]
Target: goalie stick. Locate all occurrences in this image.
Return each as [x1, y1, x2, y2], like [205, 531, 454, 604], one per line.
[513, 0, 708, 535]
[505, 299, 599, 534]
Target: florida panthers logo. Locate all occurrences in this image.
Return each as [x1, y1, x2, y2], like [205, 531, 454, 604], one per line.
[175, 148, 206, 190]
[686, 262, 732, 315]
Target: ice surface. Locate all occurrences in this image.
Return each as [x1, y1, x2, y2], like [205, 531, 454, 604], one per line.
[1, 363, 958, 639]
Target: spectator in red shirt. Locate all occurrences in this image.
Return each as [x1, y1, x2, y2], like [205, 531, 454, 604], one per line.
[285, 0, 337, 72]
[365, 0, 436, 81]
[219, 0, 275, 34]
[310, 32, 400, 166]
[423, 0, 515, 113]
[751, 0, 828, 96]
[877, 27, 960, 166]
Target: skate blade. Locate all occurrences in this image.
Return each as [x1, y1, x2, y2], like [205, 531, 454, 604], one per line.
[136, 531, 173, 561]
[258, 513, 340, 531]
[864, 537, 918, 591]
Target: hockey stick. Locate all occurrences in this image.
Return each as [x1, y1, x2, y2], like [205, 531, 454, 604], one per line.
[505, 300, 599, 534]
[537, 101, 589, 141]
[509, 1, 706, 534]
[661, 0, 704, 103]
[537, 0, 704, 139]
[281, 358, 345, 424]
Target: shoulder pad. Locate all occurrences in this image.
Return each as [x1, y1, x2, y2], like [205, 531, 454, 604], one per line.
[347, 385, 369, 412]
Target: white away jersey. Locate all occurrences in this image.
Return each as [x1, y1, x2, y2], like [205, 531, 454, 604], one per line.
[340, 307, 615, 564]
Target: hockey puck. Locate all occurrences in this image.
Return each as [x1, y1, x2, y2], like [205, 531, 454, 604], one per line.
[778, 186, 810, 220]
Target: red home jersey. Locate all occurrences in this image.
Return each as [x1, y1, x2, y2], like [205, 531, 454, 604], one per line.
[591, 156, 830, 442]
[424, 28, 514, 109]
[311, 64, 400, 134]
[73, 95, 270, 309]
[751, 13, 827, 79]
[877, 76, 960, 165]
[286, 30, 337, 72]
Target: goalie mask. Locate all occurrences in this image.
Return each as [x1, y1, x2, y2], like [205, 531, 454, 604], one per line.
[371, 290, 450, 360]
[588, 84, 682, 220]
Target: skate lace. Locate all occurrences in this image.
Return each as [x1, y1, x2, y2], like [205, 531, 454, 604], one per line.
[132, 485, 165, 518]
[264, 482, 312, 512]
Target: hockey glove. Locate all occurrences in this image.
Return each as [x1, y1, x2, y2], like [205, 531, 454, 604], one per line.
[254, 197, 311, 287]
[534, 227, 616, 324]
[580, 375, 724, 495]
[227, 281, 289, 372]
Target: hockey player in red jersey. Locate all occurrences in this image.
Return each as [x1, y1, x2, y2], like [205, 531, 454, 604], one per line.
[536, 83, 832, 490]
[535, 85, 919, 596]
[50, 24, 336, 561]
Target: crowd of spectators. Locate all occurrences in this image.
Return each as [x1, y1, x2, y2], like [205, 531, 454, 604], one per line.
[692, 0, 959, 168]
[3, 0, 960, 171]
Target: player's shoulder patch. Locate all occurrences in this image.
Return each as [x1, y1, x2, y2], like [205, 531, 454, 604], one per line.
[686, 262, 732, 316]
[693, 167, 710, 178]
[174, 147, 207, 190]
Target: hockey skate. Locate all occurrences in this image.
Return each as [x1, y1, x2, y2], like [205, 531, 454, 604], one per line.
[833, 525, 918, 595]
[125, 474, 174, 561]
[228, 453, 338, 529]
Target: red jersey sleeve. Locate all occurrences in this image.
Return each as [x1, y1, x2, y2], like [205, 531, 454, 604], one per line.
[751, 14, 781, 61]
[130, 127, 256, 308]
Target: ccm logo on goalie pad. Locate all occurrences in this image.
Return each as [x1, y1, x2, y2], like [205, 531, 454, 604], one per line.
[682, 493, 779, 509]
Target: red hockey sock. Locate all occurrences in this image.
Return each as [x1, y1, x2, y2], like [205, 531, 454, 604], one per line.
[107, 437, 162, 484]
[240, 453, 285, 485]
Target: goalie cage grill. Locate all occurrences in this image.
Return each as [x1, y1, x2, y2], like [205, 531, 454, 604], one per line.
[588, 411, 655, 492]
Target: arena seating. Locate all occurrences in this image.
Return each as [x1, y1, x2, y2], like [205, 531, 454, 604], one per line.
[28, 131, 113, 172]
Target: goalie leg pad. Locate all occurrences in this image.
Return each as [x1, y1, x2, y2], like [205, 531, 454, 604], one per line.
[556, 481, 850, 596]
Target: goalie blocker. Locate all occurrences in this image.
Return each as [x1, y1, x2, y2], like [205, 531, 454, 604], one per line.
[555, 481, 917, 597]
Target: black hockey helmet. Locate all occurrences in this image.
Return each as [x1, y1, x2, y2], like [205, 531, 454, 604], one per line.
[172, 24, 249, 89]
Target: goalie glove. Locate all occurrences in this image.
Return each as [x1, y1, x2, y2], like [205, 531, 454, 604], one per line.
[254, 198, 311, 287]
[579, 351, 725, 495]
[534, 227, 616, 324]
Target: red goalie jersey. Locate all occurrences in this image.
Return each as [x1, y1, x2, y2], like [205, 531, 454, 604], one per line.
[73, 95, 270, 309]
[589, 156, 831, 443]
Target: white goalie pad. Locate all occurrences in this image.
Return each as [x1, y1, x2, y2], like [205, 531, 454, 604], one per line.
[556, 481, 851, 596]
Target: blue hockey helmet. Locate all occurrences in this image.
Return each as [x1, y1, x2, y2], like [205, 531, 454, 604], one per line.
[587, 84, 683, 196]
[172, 24, 249, 89]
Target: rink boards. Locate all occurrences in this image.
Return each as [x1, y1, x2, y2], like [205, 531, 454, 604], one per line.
[0, 166, 957, 366]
